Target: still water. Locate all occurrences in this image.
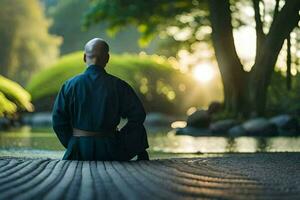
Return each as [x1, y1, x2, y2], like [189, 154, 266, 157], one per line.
[0, 126, 300, 159]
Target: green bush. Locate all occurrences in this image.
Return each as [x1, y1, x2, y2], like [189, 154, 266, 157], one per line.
[27, 52, 224, 114]
[0, 75, 33, 117]
[267, 71, 300, 116]
[27, 52, 197, 114]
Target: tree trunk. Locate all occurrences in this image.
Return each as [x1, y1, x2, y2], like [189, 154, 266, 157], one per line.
[252, 0, 265, 63]
[208, 0, 249, 117]
[250, 0, 300, 115]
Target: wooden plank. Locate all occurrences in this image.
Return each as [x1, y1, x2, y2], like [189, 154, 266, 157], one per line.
[104, 161, 140, 200]
[0, 159, 50, 199]
[89, 161, 107, 199]
[96, 161, 124, 200]
[62, 160, 82, 200]
[42, 161, 77, 200]
[112, 161, 152, 199]
[12, 160, 59, 200]
[78, 161, 95, 200]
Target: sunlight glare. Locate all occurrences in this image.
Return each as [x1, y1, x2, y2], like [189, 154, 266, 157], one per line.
[192, 63, 215, 83]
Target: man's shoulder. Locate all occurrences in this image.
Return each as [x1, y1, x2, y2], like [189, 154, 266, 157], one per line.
[61, 71, 132, 91]
[106, 73, 130, 87]
[62, 73, 86, 89]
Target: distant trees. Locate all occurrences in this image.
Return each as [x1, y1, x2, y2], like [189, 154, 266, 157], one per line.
[84, 0, 300, 116]
[0, 0, 61, 84]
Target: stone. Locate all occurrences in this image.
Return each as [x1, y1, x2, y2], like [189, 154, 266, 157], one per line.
[228, 125, 247, 137]
[242, 118, 277, 136]
[209, 119, 238, 134]
[175, 127, 211, 136]
[269, 114, 298, 131]
[208, 101, 223, 114]
[144, 112, 175, 127]
[186, 110, 211, 128]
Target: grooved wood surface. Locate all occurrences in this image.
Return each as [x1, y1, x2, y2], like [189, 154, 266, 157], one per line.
[0, 153, 299, 200]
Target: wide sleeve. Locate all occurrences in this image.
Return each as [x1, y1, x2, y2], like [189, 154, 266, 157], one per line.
[119, 81, 149, 152]
[52, 83, 72, 148]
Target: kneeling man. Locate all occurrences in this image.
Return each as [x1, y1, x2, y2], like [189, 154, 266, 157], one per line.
[52, 38, 149, 161]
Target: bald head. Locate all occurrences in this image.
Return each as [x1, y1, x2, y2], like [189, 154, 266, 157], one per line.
[84, 38, 110, 67]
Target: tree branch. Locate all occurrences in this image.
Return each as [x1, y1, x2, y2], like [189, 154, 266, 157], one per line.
[252, 0, 266, 62]
[252, 0, 300, 84]
[273, 0, 280, 19]
[286, 34, 292, 90]
[207, 0, 245, 75]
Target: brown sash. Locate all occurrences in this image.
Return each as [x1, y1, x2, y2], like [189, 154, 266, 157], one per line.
[73, 128, 116, 137]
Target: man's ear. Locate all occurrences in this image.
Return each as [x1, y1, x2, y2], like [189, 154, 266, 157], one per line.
[83, 54, 86, 63]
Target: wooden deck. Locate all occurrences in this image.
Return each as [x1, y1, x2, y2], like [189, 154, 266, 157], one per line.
[0, 153, 299, 200]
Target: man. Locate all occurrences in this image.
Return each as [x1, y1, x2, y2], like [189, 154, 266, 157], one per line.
[52, 38, 149, 161]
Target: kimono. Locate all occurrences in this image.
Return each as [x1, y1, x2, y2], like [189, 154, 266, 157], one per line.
[52, 65, 149, 161]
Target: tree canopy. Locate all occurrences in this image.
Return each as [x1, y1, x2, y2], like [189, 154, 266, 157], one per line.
[43, 0, 158, 55]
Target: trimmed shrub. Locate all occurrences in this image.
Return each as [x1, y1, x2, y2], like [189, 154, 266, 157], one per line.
[27, 52, 223, 114]
[27, 52, 191, 114]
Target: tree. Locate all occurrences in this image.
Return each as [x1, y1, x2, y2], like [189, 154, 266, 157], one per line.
[84, 0, 300, 116]
[0, 0, 61, 84]
[43, 0, 158, 55]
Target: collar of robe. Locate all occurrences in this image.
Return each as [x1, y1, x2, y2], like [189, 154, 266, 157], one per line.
[85, 65, 106, 74]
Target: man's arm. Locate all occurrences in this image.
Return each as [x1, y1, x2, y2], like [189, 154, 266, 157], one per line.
[52, 83, 72, 148]
[119, 81, 149, 152]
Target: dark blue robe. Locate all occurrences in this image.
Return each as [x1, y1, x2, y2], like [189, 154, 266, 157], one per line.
[52, 65, 149, 161]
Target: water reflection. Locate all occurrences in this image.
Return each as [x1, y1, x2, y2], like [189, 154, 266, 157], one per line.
[149, 132, 300, 153]
[0, 128, 300, 158]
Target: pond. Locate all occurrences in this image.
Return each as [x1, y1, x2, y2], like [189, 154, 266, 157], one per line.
[0, 126, 300, 159]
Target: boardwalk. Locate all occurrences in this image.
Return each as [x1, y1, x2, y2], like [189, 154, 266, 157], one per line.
[0, 153, 299, 200]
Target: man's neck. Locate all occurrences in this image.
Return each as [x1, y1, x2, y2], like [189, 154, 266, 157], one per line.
[87, 63, 105, 68]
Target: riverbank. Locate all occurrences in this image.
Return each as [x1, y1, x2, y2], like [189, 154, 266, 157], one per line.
[0, 153, 299, 199]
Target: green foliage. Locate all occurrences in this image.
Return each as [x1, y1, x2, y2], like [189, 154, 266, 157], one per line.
[45, 0, 157, 55]
[27, 52, 222, 114]
[84, 0, 209, 53]
[267, 71, 300, 116]
[27, 52, 85, 101]
[0, 75, 33, 117]
[0, 0, 61, 84]
[84, 0, 202, 34]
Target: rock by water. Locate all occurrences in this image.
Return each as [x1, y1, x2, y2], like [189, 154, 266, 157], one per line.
[209, 119, 238, 135]
[269, 114, 299, 136]
[242, 118, 277, 136]
[228, 125, 247, 137]
[186, 110, 211, 129]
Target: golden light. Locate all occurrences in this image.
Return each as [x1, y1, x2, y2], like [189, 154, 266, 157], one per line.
[171, 121, 187, 129]
[192, 63, 215, 83]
